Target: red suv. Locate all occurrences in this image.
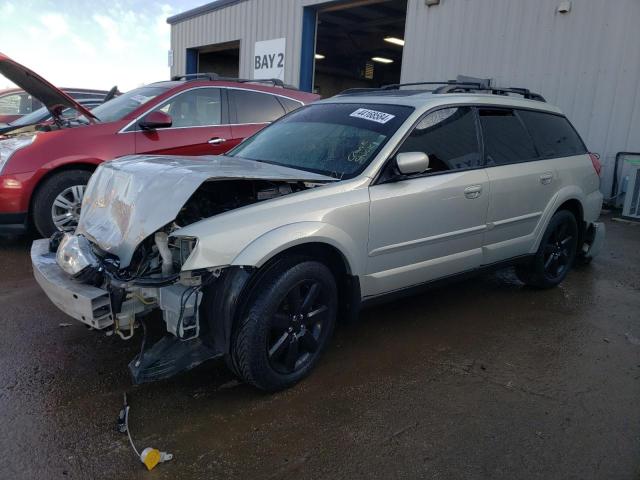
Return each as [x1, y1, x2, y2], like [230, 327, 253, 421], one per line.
[0, 54, 319, 236]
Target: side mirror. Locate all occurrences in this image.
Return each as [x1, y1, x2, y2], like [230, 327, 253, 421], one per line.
[396, 152, 430, 175]
[139, 111, 172, 130]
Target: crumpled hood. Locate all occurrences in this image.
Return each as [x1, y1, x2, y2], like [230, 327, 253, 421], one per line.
[75, 155, 335, 268]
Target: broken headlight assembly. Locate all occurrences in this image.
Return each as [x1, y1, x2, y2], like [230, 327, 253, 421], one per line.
[56, 233, 101, 280]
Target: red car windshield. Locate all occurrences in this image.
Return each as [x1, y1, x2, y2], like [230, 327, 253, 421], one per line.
[89, 85, 171, 123]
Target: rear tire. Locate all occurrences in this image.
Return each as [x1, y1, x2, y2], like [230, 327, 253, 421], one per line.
[32, 170, 92, 238]
[516, 210, 578, 289]
[229, 257, 338, 391]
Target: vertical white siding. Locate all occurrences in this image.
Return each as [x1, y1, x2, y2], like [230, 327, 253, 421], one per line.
[402, 0, 640, 198]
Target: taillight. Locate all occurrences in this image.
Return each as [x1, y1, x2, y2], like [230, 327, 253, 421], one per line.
[589, 153, 602, 176]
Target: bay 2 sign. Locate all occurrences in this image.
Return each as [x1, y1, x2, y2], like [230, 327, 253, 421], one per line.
[253, 38, 286, 81]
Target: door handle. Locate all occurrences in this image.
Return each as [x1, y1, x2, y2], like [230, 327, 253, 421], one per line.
[540, 172, 553, 185]
[464, 185, 483, 199]
[208, 137, 227, 145]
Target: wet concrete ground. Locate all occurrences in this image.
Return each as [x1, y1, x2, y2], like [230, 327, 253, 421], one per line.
[0, 214, 638, 479]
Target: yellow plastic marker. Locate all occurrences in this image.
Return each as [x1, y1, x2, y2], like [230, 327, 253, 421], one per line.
[140, 447, 173, 471]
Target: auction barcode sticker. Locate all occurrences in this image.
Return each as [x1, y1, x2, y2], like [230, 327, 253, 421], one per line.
[349, 108, 395, 124]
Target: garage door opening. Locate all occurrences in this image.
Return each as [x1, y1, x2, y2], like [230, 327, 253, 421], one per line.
[197, 40, 240, 77]
[313, 0, 407, 97]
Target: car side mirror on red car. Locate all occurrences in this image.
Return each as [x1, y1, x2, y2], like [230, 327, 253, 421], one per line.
[139, 111, 172, 131]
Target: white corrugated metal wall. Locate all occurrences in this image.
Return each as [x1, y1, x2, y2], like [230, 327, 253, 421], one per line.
[401, 0, 640, 201]
[170, 0, 640, 198]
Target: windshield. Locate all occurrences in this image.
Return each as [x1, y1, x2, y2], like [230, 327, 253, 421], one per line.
[229, 103, 414, 179]
[89, 86, 170, 122]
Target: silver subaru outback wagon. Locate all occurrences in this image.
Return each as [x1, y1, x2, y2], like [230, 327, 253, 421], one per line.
[32, 81, 605, 391]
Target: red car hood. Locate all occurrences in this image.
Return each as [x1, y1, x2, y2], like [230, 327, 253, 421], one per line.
[0, 53, 97, 123]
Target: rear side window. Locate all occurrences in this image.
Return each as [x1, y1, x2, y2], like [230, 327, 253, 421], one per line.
[518, 110, 586, 158]
[479, 109, 538, 166]
[397, 106, 481, 172]
[231, 90, 286, 124]
[277, 96, 303, 113]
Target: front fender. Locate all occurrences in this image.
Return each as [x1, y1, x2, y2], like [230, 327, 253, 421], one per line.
[231, 221, 361, 275]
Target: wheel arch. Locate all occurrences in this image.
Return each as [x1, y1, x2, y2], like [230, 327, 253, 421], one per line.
[234, 236, 362, 331]
[28, 161, 98, 217]
[231, 221, 363, 276]
[532, 188, 586, 253]
[240, 239, 362, 325]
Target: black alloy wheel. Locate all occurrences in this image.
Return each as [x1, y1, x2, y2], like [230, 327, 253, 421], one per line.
[541, 219, 575, 282]
[228, 257, 337, 391]
[267, 279, 331, 374]
[516, 210, 578, 289]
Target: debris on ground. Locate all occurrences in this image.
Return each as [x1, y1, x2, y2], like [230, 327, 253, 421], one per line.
[118, 393, 173, 471]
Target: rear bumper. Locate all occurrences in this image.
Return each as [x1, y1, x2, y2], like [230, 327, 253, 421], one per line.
[0, 212, 28, 234]
[31, 239, 113, 329]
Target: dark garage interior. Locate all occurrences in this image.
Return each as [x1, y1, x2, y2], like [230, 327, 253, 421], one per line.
[313, 0, 407, 97]
[197, 40, 240, 77]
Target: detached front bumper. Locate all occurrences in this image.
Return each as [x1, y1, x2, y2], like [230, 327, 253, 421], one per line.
[31, 239, 113, 329]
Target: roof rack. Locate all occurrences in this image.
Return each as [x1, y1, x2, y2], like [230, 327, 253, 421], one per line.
[338, 79, 546, 102]
[170, 73, 295, 89]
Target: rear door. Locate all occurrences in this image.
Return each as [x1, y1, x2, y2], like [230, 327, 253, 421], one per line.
[227, 89, 294, 148]
[133, 87, 232, 156]
[365, 106, 489, 296]
[480, 108, 559, 264]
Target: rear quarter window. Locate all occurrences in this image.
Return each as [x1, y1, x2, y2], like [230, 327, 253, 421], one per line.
[231, 90, 286, 123]
[277, 96, 304, 113]
[518, 110, 587, 158]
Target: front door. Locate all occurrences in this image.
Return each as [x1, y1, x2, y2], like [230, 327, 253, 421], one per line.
[133, 87, 232, 156]
[364, 106, 489, 297]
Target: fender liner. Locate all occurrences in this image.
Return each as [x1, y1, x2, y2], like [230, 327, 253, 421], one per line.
[200, 266, 253, 355]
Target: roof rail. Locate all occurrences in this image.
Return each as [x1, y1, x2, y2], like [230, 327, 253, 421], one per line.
[381, 80, 489, 91]
[170, 72, 294, 89]
[433, 83, 546, 102]
[337, 79, 546, 102]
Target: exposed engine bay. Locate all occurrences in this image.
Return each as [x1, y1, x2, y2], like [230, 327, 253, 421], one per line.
[175, 179, 300, 228]
[56, 178, 308, 337]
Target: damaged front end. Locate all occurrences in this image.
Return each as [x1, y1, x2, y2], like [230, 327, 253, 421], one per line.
[31, 154, 334, 383]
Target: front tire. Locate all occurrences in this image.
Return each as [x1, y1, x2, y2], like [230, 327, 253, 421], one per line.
[516, 210, 578, 289]
[229, 257, 338, 391]
[32, 170, 92, 237]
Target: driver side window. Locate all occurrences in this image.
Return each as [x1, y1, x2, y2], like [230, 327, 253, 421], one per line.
[396, 106, 481, 173]
[153, 88, 222, 128]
